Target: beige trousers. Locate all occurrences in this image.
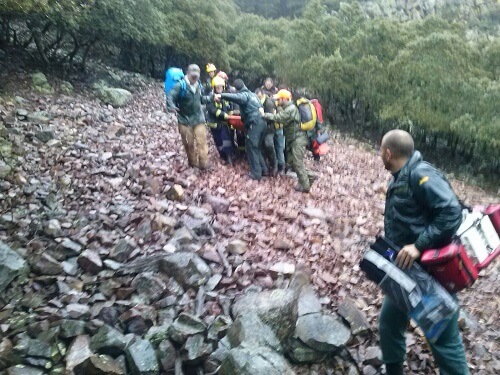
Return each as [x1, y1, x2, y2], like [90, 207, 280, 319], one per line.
[177, 123, 209, 168]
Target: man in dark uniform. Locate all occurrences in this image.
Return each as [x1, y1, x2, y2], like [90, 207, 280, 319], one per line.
[379, 129, 468, 375]
[256, 88, 278, 176]
[214, 79, 268, 180]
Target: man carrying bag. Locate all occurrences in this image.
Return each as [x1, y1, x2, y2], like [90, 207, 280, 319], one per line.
[375, 129, 469, 375]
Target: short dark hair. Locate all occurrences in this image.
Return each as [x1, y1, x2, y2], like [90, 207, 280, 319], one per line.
[233, 79, 245, 91]
[382, 130, 414, 158]
[255, 88, 263, 95]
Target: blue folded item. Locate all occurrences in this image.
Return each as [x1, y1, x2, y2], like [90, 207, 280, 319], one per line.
[361, 245, 458, 343]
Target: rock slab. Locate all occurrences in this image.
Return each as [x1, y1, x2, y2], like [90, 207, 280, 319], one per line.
[0, 241, 28, 292]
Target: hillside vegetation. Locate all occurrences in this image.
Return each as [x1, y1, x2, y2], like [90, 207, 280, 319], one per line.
[1, 0, 499, 179]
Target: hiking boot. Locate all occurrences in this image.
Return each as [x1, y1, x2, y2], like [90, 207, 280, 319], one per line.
[294, 185, 310, 193]
[226, 155, 233, 166]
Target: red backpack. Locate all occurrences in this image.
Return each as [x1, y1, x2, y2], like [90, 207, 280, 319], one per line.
[310, 99, 324, 124]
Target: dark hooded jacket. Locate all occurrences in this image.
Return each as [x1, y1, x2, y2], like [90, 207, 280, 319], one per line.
[384, 151, 462, 251]
[220, 86, 265, 128]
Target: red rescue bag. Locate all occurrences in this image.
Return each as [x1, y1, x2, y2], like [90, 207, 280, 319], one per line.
[421, 243, 478, 293]
[312, 139, 329, 156]
[227, 115, 245, 131]
[310, 99, 324, 124]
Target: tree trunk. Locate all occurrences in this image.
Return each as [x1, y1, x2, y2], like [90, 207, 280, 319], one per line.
[80, 38, 97, 71]
[28, 21, 50, 66]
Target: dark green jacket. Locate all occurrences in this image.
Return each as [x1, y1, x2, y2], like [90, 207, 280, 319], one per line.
[261, 94, 276, 132]
[166, 77, 211, 126]
[221, 87, 265, 128]
[384, 151, 462, 251]
[264, 101, 301, 141]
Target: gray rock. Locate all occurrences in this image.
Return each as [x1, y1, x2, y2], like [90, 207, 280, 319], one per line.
[78, 249, 103, 274]
[338, 297, 371, 335]
[207, 315, 232, 341]
[47, 139, 61, 147]
[166, 227, 195, 248]
[59, 238, 82, 256]
[297, 286, 322, 317]
[74, 354, 125, 375]
[166, 184, 184, 201]
[136, 220, 152, 242]
[62, 257, 78, 276]
[97, 87, 133, 108]
[44, 218, 62, 236]
[106, 123, 126, 138]
[131, 272, 167, 303]
[145, 325, 170, 347]
[205, 274, 222, 291]
[24, 338, 58, 361]
[16, 108, 28, 118]
[157, 340, 176, 371]
[220, 346, 295, 375]
[110, 239, 136, 262]
[0, 338, 15, 371]
[65, 335, 92, 373]
[59, 320, 87, 338]
[35, 129, 55, 142]
[0, 160, 12, 178]
[168, 313, 206, 344]
[227, 239, 246, 255]
[90, 325, 127, 357]
[160, 252, 211, 288]
[209, 336, 231, 363]
[295, 313, 351, 353]
[30, 252, 63, 275]
[227, 312, 281, 352]
[66, 303, 91, 320]
[181, 334, 213, 365]
[28, 111, 51, 125]
[204, 194, 230, 213]
[286, 337, 328, 364]
[15, 96, 26, 104]
[302, 207, 327, 220]
[269, 262, 295, 277]
[363, 365, 377, 375]
[0, 241, 28, 291]
[104, 259, 122, 271]
[125, 339, 159, 374]
[363, 346, 383, 367]
[6, 365, 46, 375]
[232, 289, 297, 342]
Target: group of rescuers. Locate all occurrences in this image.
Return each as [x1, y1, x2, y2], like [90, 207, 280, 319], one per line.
[166, 64, 472, 375]
[166, 63, 324, 193]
